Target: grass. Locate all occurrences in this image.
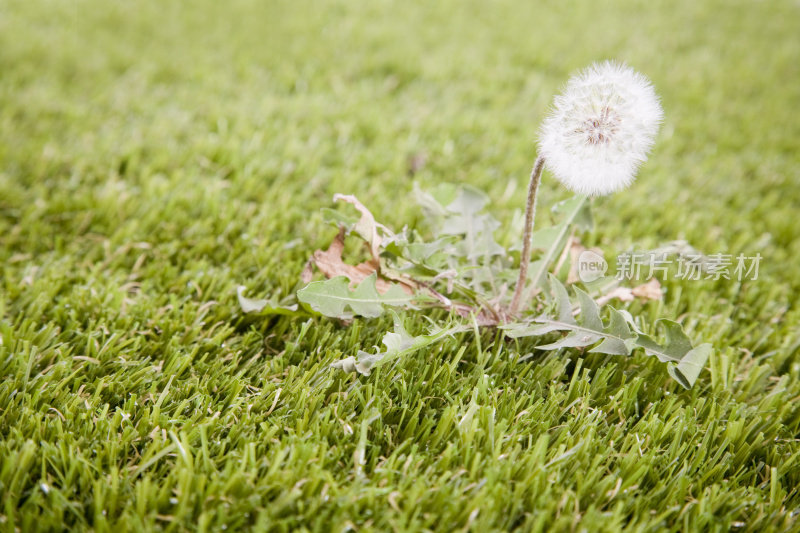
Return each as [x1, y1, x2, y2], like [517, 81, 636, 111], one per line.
[1, 0, 799, 530]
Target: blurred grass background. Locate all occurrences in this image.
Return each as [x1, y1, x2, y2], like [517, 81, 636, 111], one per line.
[1, 0, 799, 531]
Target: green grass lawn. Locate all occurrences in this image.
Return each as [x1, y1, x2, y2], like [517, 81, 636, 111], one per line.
[2, 0, 799, 530]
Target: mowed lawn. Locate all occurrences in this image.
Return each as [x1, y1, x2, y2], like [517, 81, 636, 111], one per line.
[1, 0, 799, 531]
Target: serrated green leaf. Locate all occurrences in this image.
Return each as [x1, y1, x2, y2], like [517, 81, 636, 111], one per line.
[589, 307, 635, 355]
[236, 286, 304, 316]
[445, 185, 489, 215]
[575, 287, 603, 331]
[331, 312, 470, 375]
[402, 237, 455, 263]
[500, 321, 564, 338]
[668, 343, 712, 389]
[588, 337, 631, 356]
[537, 331, 602, 350]
[416, 183, 504, 264]
[414, 183, 451, 217]
[659, 319, 694, 356]
[297, 274, 414, 319]
[550, 274, 577, 325]
[505, 276, 707, 387]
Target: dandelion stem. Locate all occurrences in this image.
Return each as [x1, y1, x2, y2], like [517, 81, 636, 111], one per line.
[509, 155, 545, 317]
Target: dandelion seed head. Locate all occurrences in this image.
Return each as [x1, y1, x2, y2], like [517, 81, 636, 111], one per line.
[538, 61, 663, 196]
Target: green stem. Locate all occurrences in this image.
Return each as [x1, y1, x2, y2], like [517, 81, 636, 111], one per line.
[509, 156, 545, 316]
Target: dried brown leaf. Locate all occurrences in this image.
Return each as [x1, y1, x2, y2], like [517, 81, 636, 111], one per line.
[631, 277, 664, 301]
[595, 277, 663, 306]
[333, 194, 389, 262]
[307, 228, 414, 295]
[300, 257, 314, 284]
[595, 286, 636, 307]
[566, 237, 586, 284]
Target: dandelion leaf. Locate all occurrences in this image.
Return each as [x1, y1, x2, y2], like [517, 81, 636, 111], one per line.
[589, 307, 635, 355]
[297, 274, 413, 319]
[331, 312, 469, 375]
[668, 343, 712, 389]
[237, 286, 303, 316]
[416, 183, 504, 260]
[501, 321, 565, 338]
[444, 185, 490, 215]
[505, 275, 707, 387]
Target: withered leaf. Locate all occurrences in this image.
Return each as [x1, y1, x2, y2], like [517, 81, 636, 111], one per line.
[595, 277, 663, 307]
[333, 193, 390, 262]
[307, 227, 415, 295]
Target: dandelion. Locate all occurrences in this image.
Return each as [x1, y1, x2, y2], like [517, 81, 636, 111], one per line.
[509, 61, 663, 316]
[538, 61, 663, 196]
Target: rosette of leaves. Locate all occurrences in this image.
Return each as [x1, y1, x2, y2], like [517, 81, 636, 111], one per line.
[238, 185, 711, 389]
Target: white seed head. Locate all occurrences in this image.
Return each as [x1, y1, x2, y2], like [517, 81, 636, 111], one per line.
[538, 61, 663, 196]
